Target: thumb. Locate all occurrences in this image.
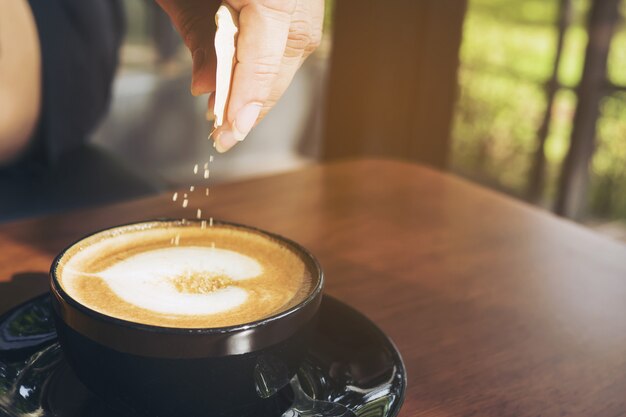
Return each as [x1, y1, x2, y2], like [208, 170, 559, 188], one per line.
[155, 0, 219, 95]
[191, 47, 216, 96]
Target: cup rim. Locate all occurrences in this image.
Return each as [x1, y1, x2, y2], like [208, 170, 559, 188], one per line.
[50, 219, 324, 336]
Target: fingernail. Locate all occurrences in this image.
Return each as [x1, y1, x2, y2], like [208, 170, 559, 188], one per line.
[191, 49, 205, 96]
[232, 103, 262, 141]
[214, 130, 238, 153]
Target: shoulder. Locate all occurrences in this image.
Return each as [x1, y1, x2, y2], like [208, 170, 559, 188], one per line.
[0, 0, 41, 164]
[21, 0, 126, 165]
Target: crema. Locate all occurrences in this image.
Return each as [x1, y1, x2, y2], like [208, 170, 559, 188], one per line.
[57, 223, 313, 328]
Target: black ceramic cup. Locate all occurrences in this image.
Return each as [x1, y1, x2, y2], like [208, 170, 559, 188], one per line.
[49, 220, 323, 417]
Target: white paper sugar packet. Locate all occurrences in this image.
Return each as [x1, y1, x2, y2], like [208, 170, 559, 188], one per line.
[213, 3, 239, 130]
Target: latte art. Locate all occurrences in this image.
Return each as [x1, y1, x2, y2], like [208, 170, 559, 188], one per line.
[95, 247, 261, 316]
[57, 223, 313, 328]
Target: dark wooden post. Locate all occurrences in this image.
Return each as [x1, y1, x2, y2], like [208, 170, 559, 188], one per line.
[555, 0, 620, 219]
[526, 0, 571, 203]
[322, 0, 467, 169]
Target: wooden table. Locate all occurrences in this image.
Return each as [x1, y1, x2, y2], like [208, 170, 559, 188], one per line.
[1, 159, 626, 416]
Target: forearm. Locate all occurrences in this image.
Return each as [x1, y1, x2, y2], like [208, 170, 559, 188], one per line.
[0, 0, 41, 164]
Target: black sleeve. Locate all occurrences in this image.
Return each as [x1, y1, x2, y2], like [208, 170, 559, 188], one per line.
[25, 0, 125, 165]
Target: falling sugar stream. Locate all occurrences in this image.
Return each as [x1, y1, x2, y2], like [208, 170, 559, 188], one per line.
[170, 153, 216, 246]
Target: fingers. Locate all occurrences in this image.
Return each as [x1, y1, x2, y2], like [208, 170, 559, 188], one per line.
[257, 0, 312, 121]
[157, 0, 324, 153]
[212, 1, 293, 152]
[210, 0, 323, 153]
[257, 0, 323, 123]
[230, 1, 294, 113]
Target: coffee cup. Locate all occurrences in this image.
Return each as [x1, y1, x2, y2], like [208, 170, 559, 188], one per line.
[49, 220, 323, 416]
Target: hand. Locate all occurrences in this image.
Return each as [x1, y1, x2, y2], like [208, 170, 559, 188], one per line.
[156, 0, 324, 152]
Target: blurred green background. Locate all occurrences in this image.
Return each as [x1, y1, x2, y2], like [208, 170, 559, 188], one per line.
[451, 0, 626, 223]
[99, 0, 625, 233]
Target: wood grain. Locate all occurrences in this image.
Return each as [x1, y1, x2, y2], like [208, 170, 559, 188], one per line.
[2, 159, 626, 416]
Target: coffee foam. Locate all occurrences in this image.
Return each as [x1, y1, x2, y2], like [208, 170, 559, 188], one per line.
[97, 247, 260, 315]
[57, 223, 313, 328]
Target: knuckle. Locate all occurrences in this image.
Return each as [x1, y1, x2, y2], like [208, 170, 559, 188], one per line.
[284, 20, 312, 58]
[303, 26, 322, 56]
[309, 29, 322, 49]
[304, 36, 321, 57]
[242, 2, 291, 29]
[256, 4, 292, 26]
[290, 19, 312, 41]
[250, 57, 282, 80]
[260, 103, 273, 118]
[256, 0, 297, 15]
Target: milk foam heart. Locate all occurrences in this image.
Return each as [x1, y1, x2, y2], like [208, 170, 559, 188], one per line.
[95, 247, 262, 316]
[57, 223, 313, 328]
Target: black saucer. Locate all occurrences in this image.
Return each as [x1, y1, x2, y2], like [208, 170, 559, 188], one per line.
[0, 295, 406, 417]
